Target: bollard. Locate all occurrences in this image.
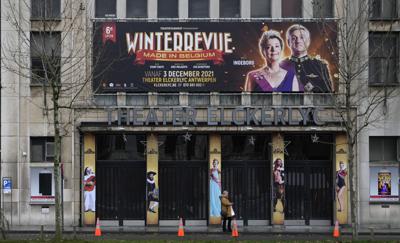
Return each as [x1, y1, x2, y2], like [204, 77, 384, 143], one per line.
[40, 225, 44, 241]
[73, 226, 77, 240]
[369, 227, 374, 240]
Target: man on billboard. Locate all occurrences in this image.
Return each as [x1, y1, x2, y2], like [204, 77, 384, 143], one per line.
[280, 24, 333, 92]
[146, 171, 159, 213]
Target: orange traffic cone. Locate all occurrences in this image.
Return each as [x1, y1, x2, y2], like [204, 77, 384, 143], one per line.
[178, 217, 185, 237]
[231, 218, 239, 237]
[95, 217, 102, 237]
[333, 220, 340, 238]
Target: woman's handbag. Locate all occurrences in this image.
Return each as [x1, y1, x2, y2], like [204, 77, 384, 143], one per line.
[230, 206, 235, 217]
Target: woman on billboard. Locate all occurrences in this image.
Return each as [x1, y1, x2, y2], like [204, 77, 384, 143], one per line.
[245, 30, 301, 92]
[209, 159, 222, 217]
[336, 161, 347, 212]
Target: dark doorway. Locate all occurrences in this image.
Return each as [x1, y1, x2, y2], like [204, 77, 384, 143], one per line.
[221, 135, 271, 225]
[222, 161, 270, 225]
[97, 161, 146, 222]
[285, 160, 333, 223]
[96, 134, 146, 224]
[159, 160, 208, 220]
[158, 135, 208, 220]
[284, 134, 334, 225]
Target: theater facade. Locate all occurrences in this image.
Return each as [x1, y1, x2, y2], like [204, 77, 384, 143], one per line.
[79, 98, 350, 227]
[74, 20, 352, 227]
[2, 0, 400, 232]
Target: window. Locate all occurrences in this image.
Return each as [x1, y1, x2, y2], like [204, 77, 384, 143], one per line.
[282, 0, 302, 18]
[370, 0, 398, 19]
[96, 134, 146, 161]
[220, 0, 240, 18]
[127, 0, 147, 18]
[188, 94, 210, 106]
[158, 0, 178, 18]
[313, 0, 333, 18]
[251, 0, 271, 17]
[219, 94, 241, 106]
[95, 0, 116, 18]
[39, 173, 52, 195]
[369, 137, 399, 202]
[30, 168, 55, 203]
[30, 32, 61, 84]
[312, 94, 334, 106]
[369, 33, 399, 85]
[157, 94, 179, 105]
[285, 134, 332, 160]
[222, 135, 270, 161]
[159, 135, 208, 161]
[251, 94, 272, 106]
[94, 95, 118, 106]
[31, 0, 60, 19]
[189, 0, 209, 18]
[369, 137, 398, 162]
[126, 94, 149, 106]
[281, 94, 304, 105]
[369, 166, 399, 202]
[31, 137, 55, 162]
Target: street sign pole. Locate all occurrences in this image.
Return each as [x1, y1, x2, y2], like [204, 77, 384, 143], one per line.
[3, 177, 12, 225]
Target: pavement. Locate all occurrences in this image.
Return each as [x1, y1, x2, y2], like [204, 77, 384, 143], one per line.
[4, 225, 400, 240]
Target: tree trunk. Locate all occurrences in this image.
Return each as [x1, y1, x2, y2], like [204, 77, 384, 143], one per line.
[347, 134, 358, 238]
[53, 97, 62, 241]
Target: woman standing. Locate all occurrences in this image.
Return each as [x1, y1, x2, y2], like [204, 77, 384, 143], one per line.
[220, 190, 234, 232]
[210, 159, 222, 217]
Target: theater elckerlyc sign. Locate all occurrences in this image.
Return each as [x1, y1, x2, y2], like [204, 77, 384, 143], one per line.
[93, 21, 338, 93]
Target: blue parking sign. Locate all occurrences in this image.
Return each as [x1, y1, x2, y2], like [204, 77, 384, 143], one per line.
[3, 178, 11, 194]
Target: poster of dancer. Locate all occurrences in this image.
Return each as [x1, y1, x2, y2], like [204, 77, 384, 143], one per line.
[378, 171, 391, 196]
[336, 161, 347, 212]
[209, 158, 222, 217]
[370, 167, 399, 202]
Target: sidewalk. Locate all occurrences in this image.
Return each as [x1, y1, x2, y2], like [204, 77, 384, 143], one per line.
[6, 225, 400, 235]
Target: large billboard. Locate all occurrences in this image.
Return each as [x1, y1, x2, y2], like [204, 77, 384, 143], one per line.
[93, 21, 338, 93]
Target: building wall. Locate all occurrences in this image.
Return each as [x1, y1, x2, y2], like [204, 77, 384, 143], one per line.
[358, 0, 400, 227]
[359, 96, 400, 227]
[1, 0, 87, 226]
[1, 0, 399, 228]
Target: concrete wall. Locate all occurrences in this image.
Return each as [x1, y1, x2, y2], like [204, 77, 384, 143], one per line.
[358, 94, 400, 227]
[1, 0, 400, 228]
[1, 0, 89, 226]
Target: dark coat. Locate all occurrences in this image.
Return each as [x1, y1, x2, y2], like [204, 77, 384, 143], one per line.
[220, 195, 233, 217]
[280, 55, 332, 92]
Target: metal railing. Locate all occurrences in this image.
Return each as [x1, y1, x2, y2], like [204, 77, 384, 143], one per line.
[91, 92, 337, 107]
